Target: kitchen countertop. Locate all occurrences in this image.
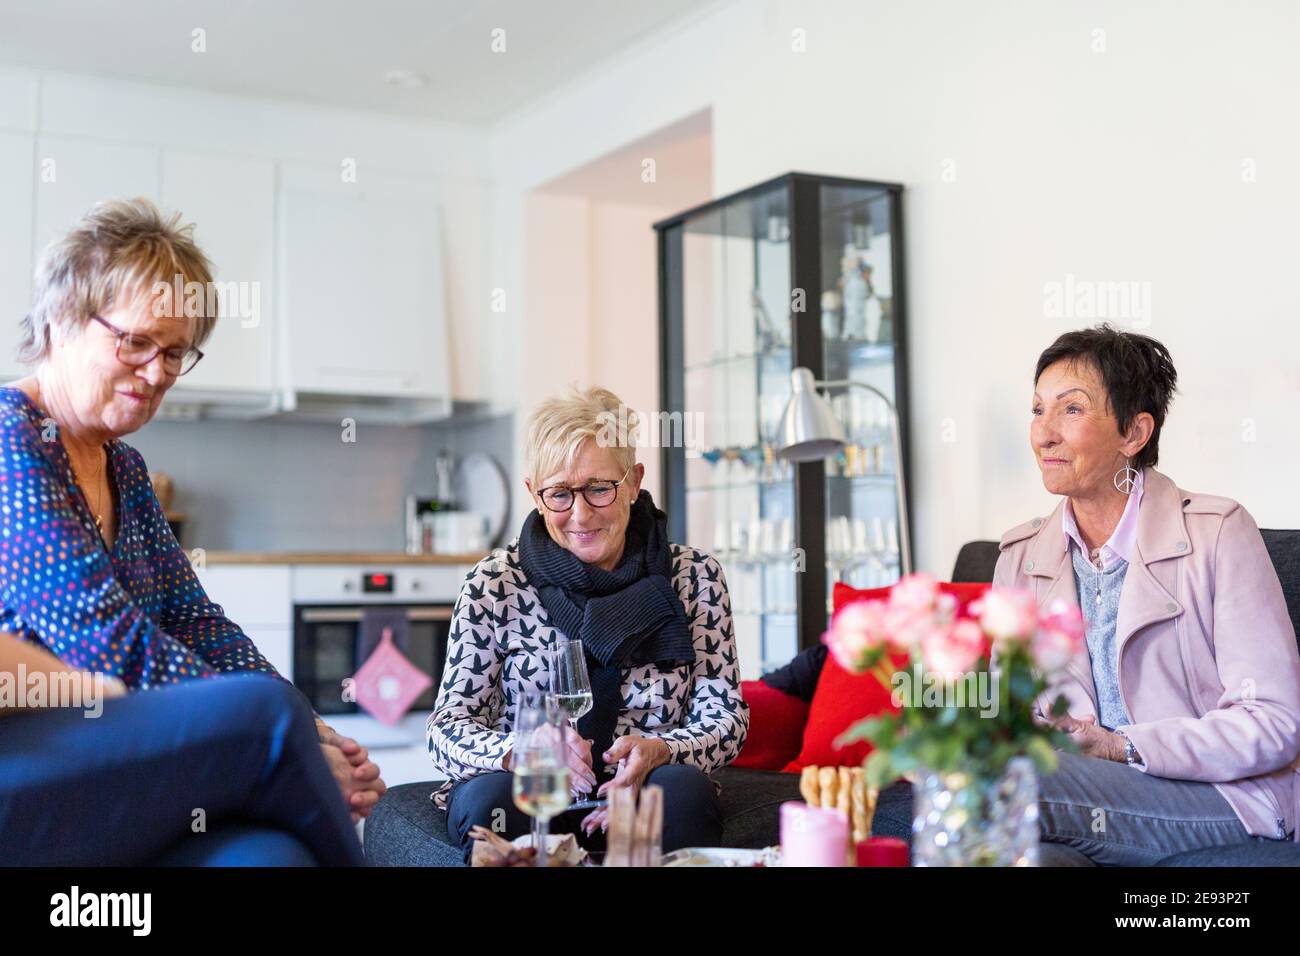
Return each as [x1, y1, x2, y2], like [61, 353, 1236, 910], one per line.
[203, 551, 488, 566]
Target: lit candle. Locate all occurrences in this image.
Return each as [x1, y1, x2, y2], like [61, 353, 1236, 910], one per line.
[780, 802, 849, 867]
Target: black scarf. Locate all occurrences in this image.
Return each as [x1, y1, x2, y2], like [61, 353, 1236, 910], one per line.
[516, 489, 693, 782]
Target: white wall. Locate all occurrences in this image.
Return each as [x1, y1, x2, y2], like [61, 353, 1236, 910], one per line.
[516, 194, 671, 515]
[489, 0, 1300, 574]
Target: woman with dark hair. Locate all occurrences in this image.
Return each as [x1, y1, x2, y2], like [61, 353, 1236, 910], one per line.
[997, 324, 1300, 865]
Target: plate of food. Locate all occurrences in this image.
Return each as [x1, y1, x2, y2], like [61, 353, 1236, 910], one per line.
[659, 846, 782, 867]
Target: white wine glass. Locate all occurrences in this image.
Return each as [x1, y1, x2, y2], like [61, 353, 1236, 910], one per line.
[511, 693, 569, 867]
[550, 639, 593, 727]
[549, 639, 594, 800]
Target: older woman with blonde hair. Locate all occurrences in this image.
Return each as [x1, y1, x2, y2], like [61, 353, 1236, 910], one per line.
[429, 385, 749, 861]
[0, 198, 384, 853]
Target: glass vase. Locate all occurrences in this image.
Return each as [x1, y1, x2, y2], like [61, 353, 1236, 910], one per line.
[911, 757, 1039, 866]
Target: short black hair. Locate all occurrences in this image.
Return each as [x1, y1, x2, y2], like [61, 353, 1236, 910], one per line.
[1033, 324, 1178, 469]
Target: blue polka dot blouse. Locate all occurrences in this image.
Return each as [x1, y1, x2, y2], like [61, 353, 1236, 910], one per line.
[0, 387, 281, 689]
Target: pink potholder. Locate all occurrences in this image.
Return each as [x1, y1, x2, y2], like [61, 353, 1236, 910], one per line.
[352, 627, 434, 726]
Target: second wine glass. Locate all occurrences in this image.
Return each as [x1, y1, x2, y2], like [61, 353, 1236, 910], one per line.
[511, 693, 569, 867]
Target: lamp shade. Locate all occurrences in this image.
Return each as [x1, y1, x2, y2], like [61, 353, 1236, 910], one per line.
[777, 367, 847, 462]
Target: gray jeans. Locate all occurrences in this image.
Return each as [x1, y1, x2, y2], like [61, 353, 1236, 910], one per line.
[1037, 751, 1252, 866]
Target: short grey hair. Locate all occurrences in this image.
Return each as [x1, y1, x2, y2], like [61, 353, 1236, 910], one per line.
[525, 385, 639, 487]
[19, 197, 218, 366]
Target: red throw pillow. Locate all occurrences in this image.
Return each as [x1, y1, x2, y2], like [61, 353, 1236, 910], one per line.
[782, 580, 991, 772]
[731, 680, 810, 770]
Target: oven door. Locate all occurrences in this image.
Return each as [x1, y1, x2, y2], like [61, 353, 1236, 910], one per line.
[293, 604, 451, 716]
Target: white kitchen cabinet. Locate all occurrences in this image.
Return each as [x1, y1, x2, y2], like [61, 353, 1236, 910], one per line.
[161, 150, 277, 397]
[194, 564, 292, 676]
[279, 162, 450, 399]
[0, 131, 35, 381]
[34, 136, 160, 253]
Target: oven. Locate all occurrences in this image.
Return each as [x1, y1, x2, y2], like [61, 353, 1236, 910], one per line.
[290, 566, 457, 717]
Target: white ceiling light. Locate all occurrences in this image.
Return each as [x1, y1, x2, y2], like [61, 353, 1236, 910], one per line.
[382, 69, 430, 89]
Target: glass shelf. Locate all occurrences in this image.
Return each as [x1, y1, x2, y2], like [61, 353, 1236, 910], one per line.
[687, 478, 794, 493]
[823, 339, 895, 367]
[684, 345, 792, 375]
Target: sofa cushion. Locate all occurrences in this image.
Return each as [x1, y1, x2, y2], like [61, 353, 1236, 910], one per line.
[1260, 529, 1300, 653]
[711, 766, 803, 848]
[363, 782, 466, 867]
[783, 581, 989, 771]
[1154, 838, 1300, 867]
[730, 681, 809, 771]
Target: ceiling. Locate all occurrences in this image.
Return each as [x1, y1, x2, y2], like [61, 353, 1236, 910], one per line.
[0, 0, 705, 124]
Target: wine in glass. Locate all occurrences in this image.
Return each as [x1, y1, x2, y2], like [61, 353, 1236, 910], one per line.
[550, 639, 593, 726]
[511, 694, 569, 867]
[550, 639, 598, 800]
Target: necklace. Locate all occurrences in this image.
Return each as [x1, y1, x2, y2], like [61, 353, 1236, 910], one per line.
[70, 448, 109, 534]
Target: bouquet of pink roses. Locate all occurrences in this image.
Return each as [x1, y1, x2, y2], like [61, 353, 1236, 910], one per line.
[825, 573, 1085, 788]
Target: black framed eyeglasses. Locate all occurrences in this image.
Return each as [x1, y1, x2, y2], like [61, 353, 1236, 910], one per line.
[91, 314, 204, 376]
[536, 467, 632, 513]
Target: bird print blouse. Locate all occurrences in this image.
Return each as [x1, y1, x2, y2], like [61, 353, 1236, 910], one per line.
[427, 543, 750, 808]
[0, 387, 279, 688]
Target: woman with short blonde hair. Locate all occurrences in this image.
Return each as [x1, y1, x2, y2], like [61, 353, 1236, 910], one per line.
[430, 384, 750, 862]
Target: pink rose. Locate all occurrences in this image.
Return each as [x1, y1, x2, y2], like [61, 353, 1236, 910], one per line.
[825, 599, 889, 672]
[880, 576, 954, 652]
[1033, 600, 1085, 671]
[920, 618, 986, 678]
[973, 588, 1039, 646]
[890, 573, 940, 613]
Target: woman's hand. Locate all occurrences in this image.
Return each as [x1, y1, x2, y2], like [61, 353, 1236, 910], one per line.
[96, 673, 128, 699]
[504, 727, 597, 795]
[581, 735, 671, 837]
[562, 727, 597, 797]
[317, 722, 388, 822]
[1055, 714, 1126, 762]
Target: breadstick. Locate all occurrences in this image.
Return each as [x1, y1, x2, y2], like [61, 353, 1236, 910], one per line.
[837, 766, 852, 817]
[818, 766, 837, 809]
[849, 769, 870, 842]
[800, 765, 821, 806]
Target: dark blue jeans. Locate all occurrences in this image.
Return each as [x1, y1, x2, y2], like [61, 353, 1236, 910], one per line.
[447, 763, 723, 863]
[0, 674, 363, 866]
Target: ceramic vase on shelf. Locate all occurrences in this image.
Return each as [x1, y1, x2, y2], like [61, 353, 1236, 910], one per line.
[911, 757, 1040, 867]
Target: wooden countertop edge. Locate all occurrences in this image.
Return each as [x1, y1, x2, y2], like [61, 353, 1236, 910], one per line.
[202, 552, 488, 566]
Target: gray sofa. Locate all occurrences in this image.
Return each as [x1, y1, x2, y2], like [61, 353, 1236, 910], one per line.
[364, 530, 1300, 867]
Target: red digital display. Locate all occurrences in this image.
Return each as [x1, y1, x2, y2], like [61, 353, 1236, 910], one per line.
[362, 572, 394, 594]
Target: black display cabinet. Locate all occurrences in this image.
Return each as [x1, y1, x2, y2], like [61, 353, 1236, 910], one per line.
[655, 172, 911, 679]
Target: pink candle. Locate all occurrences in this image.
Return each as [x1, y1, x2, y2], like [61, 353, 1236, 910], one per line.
[780, 802, 849, 867]
[856, 837, 909, 867]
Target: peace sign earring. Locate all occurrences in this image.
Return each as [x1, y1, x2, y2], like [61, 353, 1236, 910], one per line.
[1114, 458, 1140, 495]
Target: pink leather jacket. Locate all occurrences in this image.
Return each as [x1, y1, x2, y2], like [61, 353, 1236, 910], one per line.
[995, 467, 1300, 840]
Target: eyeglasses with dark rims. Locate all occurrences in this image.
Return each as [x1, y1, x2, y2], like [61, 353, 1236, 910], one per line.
[535, 466, 632, 513]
